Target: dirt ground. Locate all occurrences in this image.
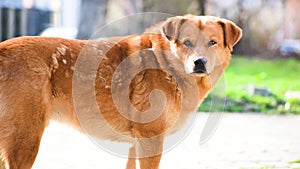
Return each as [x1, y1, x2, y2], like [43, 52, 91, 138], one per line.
[30, 113, 300, 169]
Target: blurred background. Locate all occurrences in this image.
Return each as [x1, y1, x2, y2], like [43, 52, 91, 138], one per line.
[0, 0, 299, 114]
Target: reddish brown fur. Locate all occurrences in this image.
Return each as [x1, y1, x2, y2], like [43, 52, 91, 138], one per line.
[0, 15, 242, 169]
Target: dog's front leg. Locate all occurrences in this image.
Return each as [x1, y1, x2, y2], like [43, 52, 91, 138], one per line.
[0, 160, 5, 169]
[137, 135, 164, 169]
[126, 146, 137, 169]
[139, 154, 162, 169]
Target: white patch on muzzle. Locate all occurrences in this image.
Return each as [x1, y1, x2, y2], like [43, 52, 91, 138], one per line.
[184, 55, 206, 74]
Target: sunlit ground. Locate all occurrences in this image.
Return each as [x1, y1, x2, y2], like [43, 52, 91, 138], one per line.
[32, 113, 300, 169]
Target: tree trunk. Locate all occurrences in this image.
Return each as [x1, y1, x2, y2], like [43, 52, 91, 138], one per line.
[199, 0, 206, 15]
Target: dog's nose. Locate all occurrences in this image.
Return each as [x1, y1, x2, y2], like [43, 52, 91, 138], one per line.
[194, 57, 207, 66]
[193, 57, 207, 74]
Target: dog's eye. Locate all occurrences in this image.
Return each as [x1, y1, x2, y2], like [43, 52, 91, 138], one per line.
[208, 40, 217, 47]
[183, 40, 193, 48]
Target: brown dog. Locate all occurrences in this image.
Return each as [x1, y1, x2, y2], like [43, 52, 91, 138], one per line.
[0, 15, 242, 169]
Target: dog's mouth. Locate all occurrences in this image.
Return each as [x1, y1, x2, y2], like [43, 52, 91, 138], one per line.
[192, 64, 208, 76]
[191, 71, 209, 77]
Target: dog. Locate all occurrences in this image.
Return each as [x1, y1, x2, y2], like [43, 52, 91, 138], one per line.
[0, 14, 242, 169]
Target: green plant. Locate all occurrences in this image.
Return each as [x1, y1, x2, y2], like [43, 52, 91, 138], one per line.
[199, 93, 285, 114]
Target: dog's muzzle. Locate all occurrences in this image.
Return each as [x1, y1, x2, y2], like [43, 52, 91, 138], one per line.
[193, 57, 207, 74]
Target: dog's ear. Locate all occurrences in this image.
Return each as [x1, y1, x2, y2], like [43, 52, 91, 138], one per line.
[160, 17, 186, 41]
[218, 19, 242, 51]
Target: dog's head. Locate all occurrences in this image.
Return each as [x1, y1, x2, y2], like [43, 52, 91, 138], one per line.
[160, 14, 242, 77]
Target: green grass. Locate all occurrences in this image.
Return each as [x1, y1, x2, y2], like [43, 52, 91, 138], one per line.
[199, 56, 300, 114]
[225, 56, 300, 97]
[290, 159, 300, 163]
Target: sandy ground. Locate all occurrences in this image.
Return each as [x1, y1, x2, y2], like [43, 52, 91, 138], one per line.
[30, 113, 300, 169]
